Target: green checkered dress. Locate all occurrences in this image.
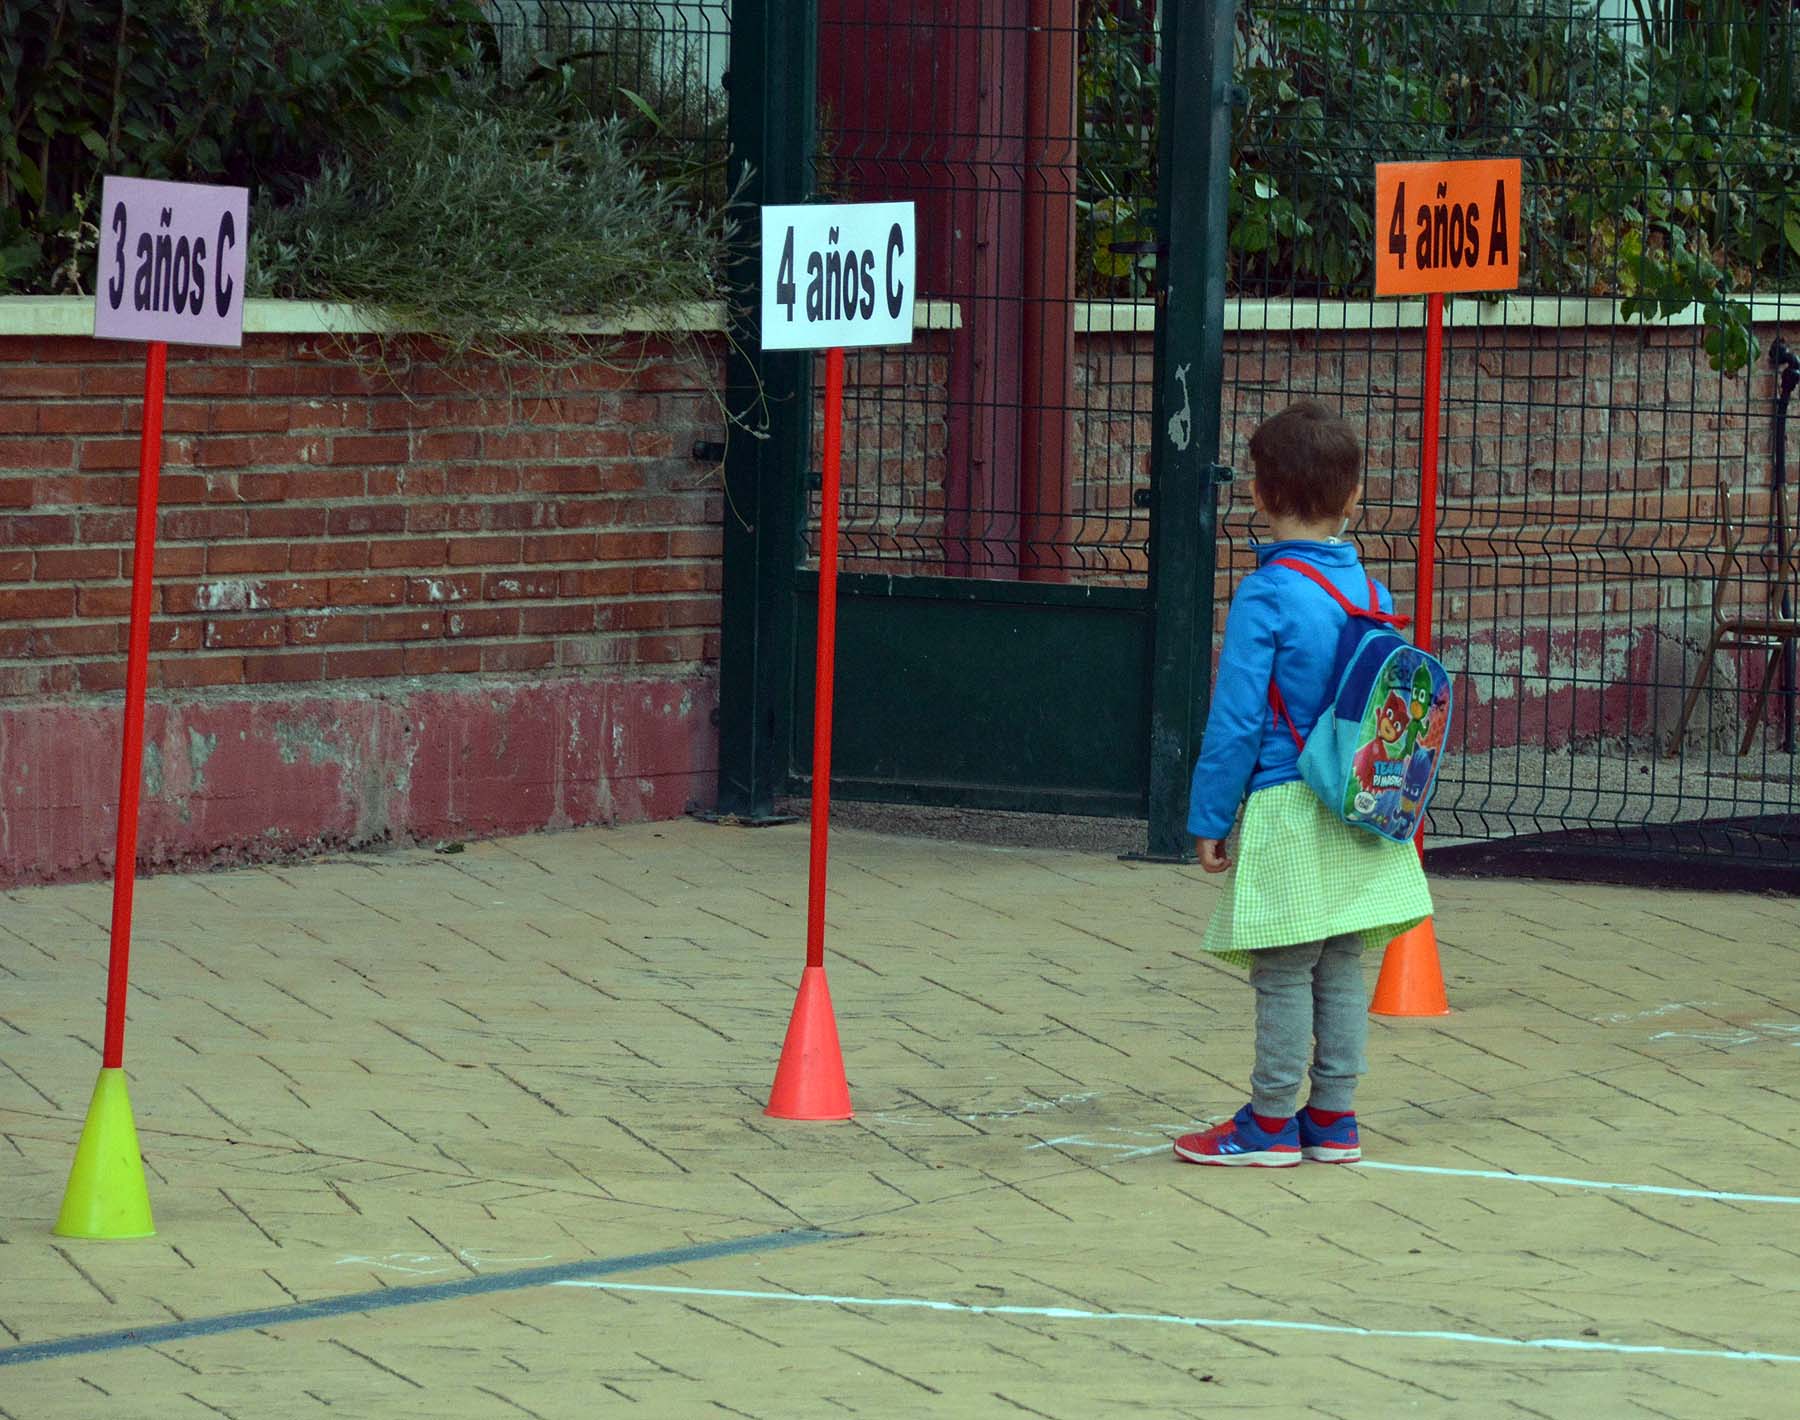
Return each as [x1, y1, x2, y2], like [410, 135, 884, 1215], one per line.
[1200, 781, 1433, 969]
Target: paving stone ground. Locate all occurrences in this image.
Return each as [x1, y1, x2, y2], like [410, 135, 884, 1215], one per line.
[2, 818, 1798, 1419]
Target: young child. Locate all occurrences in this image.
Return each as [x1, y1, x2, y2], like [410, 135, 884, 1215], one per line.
[1173, 400, 1432, 1168]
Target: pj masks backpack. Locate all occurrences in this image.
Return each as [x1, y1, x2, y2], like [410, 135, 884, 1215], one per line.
[1265, 559, 1454, 844]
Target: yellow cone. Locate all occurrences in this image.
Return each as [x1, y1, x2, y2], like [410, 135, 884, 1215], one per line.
[54, 1068, 155, 1239]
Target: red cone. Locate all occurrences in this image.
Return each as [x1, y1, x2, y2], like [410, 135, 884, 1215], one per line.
[1369, 918, 1451, 1017]
[765, 965, 852, 1120]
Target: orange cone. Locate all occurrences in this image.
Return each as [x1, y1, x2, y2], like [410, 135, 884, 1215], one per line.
[765, 965, 852, 1120]
[1369, 918, 1451, 1017]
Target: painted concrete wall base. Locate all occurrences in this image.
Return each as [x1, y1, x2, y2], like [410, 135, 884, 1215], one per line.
[0, 674, 716, 887]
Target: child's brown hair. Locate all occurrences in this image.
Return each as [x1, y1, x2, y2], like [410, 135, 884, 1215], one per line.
[1248, 400, 1362, 523]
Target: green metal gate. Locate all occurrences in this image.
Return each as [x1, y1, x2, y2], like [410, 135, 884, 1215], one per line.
[717, 0, 1235, 856]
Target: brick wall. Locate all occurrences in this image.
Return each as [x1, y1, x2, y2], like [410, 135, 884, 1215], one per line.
[5, 300, 1789, 883]
[2, 311, 726, 885]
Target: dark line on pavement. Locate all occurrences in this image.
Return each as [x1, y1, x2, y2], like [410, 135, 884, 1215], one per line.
[0, 1228, 838, 1368]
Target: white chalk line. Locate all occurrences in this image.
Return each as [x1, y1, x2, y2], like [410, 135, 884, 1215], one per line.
[1026, 1129, 1800, 1206]
[1350, 1160, 1800, 1206]
[555, 1281, 1800, 1366]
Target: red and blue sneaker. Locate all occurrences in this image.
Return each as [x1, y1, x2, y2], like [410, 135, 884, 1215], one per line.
[1173, 1106, 1300, 1167]
[1297, 1107, 1361, 1163]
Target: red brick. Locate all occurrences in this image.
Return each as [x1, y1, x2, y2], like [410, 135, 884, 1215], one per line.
[195, 435, 314, 468]
[328, 504, 408, 537]
[78, 585, 134, 618]
[1, 437, 76, 470]
[327, 576, 406, 607]
[632, 564, 709, 594]
[152, 655, 245, 688]
[205, 616, 285, 649]
[519, 464, 604, 494]
[289, 542, 369, 573]
[154, 620, 203, 652]
[210, 401, 293, 433]
[482, 571, 560, 600]
[248, 507, 328, 539]
[238, 473, 292, 501]
[523, 532, 598, 564]
[0, 514, 76, 547]
[446, 535, 522, 566]
[0, 551, 32, 581]
[407, 501, 482, 534]
[243, 651, 328, 684]
[40, 404, 126, 435]
[80, 366, 148, 397]
[405, 574, 478, 604]
[32, 623, 126, 657]
[521, 603, 598, 635]
[366, 610, 443, 642]
[559, 567, 634, 597]
[324, 648, 405, 680]
[482, 431, 558, 460]
[168, 365, 251, 397]
[260, 579, 331, 610]
[287, 613, 366, 645]
[160, 508, 248, 541]
[633, 634, 709, 665]
[286, 470, 363, 500]
[77, 661, 128, 692]
[670, 530, 722, 557]
[0, 406, 38, 434]
[480, 641, 555, 672]
[0, 477, 34, 508]
[152, 547, 209, 578]
[444, 607, 520, 639]
[0, 663, 79, 696]
[368, 465, 444, 497]
[207, 543, 290, 574]
[0, 586, 76, 619]
[422, 434, 484, 464]
[34, 548, 121, 580]
[330, 435, 408, 465]
[369, 538, 449, 569]
[595, 531, 670, 561]
[286, 399, 363, 432]
[402, 644, 482, 675]
[155, 473, 212, 504]
[556, 428, 632, 459]
[3, 368, 83, 397]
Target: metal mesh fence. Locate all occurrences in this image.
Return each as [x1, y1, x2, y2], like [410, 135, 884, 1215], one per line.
[1222, 1, 1800, 861]
[485, 1, 732, 197]
[808, 0, 1159, 582]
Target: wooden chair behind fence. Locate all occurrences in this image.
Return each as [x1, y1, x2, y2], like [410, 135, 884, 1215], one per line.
[1667, 484, 1800, 756]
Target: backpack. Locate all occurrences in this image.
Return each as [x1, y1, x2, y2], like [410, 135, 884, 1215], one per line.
[1265, 558, 1453, 845]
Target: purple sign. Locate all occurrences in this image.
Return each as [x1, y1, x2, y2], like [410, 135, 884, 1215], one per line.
[93, 176, 249, 348]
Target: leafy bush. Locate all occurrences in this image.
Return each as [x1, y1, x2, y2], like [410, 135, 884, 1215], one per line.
[1077, 0, 1800, 371]
[1, 0, 491, 293]
[248, 78, 731, 359]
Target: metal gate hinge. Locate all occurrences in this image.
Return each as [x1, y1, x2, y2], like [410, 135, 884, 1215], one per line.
[1210, 462, 1234, 484]
[1133, 487, 1152, 509]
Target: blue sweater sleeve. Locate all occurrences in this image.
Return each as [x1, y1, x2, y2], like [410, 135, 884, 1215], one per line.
[1187, 573, 1281, 840]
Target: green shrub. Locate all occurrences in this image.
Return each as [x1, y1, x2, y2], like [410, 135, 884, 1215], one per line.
[0, 0, 490, 293]
[248, 78, 731, 360]
[1077, 0, 1800, 371]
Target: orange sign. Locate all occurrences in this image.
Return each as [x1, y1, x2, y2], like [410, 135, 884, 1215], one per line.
[1373, 159, 1520, 297]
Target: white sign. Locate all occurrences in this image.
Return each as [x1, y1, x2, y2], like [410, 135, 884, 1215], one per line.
[93, 176, 249, 348]
[760, 202, 916, 351]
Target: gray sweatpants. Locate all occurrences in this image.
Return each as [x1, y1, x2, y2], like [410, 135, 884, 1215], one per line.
[1247, 933, 1367, 1118]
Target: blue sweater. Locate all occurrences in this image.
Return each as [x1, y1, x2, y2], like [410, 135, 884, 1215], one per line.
[1187, 540, 1395, 840]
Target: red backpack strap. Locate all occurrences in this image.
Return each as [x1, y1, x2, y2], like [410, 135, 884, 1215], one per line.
[1270, 557, 1411, 629]
[1268, 682, 1303, 750]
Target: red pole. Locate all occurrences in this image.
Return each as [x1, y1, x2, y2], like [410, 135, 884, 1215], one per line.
[1414, 293, 1444, 655]
[101, 340, 167, 1070]
[805, 347, 846, 970]
[1412, 293, 1444, 859]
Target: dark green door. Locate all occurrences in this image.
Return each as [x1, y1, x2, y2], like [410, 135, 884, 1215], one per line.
[719, 0, 1237, 857]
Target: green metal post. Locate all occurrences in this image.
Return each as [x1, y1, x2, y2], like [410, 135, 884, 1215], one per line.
[716, 0, 818, 819]
[1144, 0, 1236, 859]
